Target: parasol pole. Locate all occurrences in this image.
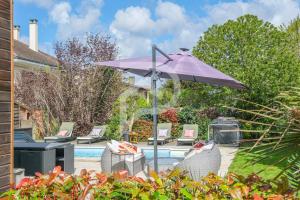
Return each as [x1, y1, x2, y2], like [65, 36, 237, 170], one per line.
[151, 44, 172, 173]
[151, 44, 158, 172]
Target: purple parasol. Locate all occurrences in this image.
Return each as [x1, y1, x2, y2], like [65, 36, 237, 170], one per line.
[95, 45, 245, 172]
[96, 48, 245, 89]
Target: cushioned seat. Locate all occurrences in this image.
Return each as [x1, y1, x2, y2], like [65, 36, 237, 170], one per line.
[77, 125, 107, 144]
[176, 141, 221, 181]
[44, 122, 75, 143]
[148, 123, 172, 145]
[177, 124, 199, 145]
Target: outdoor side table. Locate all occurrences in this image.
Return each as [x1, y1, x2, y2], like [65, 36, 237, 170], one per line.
[110, 152, 146, 175]
[110, 152, 133, 173]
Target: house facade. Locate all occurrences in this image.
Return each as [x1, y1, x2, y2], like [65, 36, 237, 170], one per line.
[13, 19, 58, 128]
[13, 20, 57, 72]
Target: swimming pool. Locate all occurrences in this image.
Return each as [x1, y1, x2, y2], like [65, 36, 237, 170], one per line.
[74, 147, 188, 160]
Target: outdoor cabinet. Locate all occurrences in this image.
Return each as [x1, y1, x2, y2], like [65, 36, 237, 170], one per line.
[14, 149, 56, 176]
[14, 143, 75, 176]
[55, 144, 74, 174]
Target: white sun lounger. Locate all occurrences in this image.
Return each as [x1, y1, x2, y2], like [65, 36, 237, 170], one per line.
[77, 125, 107, 144]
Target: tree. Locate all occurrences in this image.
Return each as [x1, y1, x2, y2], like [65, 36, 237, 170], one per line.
[15, 33, 124, 137]
[187, 15, 300, 109]
[54, 34, 123, 128]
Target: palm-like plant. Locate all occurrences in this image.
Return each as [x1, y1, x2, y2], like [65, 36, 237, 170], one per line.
[228, 87, 300, 189]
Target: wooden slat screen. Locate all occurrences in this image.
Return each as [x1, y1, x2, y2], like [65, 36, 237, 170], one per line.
[0, 0, 13, 192]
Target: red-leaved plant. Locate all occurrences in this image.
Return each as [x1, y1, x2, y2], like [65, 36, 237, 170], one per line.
[1, 166, 296, 199]
[159, 108, 178, 123]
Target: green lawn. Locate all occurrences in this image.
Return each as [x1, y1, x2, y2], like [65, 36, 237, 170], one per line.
[228, 143, 294, 180]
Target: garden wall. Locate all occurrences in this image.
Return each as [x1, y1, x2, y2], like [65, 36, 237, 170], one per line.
[0, 0, 13, 191]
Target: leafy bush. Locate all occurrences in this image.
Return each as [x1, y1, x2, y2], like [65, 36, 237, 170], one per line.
[136, 106, 224, 140]
[197, 107, 221, 120]
[106, 114, 121, 140]
[2, 166, 296, 199]
[138, 109, 153, 121]
[196, 116, 211, 140]
[177, 107, 216, 140]
[178, 106, 197, 124]
[132, 120, 153, 141]
[159, 108, 178, 123]
[171, 123, 182, 138]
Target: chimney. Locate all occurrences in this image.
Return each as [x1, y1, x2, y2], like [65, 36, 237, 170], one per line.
[128, 76, 135, 85]
[13, 25, 20, 40]
[29, 19, 38, 51]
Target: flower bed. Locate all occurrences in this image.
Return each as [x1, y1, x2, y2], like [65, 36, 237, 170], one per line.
[1, 167, 296, 199]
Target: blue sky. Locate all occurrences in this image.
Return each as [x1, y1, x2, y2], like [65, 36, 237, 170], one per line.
[14, 0, 300, 58]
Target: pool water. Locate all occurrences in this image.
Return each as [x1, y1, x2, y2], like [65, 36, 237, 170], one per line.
[75, 147, 187, 160]
[75, 148, 104, 158]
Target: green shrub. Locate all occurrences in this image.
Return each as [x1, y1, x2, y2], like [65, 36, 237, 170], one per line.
[2, 166, 296, 199]
[171, 123, 182, 138]
[178, 106, 197, 124]
[178, 106, 214, 140]
[196, 116, 211, 140]
[106, 114, 121, 140]
[138, 109, 152, 121]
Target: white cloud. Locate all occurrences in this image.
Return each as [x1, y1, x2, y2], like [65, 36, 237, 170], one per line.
[110, 1, 203, 58]
[155, 1, 187, 34]
[110, 7, 155, 37]
[110, 6, 156, 58]
[49, 0, 103, 40]
[205, 0, 300, 26]
[18, 0, 103, 43]
[110, 0, 300, 58]
[50, 2, 71, 24]
[17, 0, 300, 58]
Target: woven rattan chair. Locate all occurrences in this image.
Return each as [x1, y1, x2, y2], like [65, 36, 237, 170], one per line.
[176, 142, 221, 181]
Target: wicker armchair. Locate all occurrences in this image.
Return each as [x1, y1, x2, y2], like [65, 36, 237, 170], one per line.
[176, 142, 221, 181]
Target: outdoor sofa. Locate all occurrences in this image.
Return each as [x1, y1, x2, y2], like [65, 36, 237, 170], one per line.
[101, 141, 145, 176]
[148, 123, 172, 145]
[176, 141, 221, 181]
[77, 125, 107, 144]
[44, 122, 75, 142]
[177, 124, 199, 145]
